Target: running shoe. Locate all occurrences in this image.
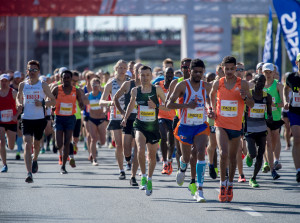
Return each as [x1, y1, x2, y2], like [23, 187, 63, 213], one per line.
[60, 166, 68, 174]
[109, 143, 114, 149]
[53, 146, 58, 154]
[46, 146, 51, 152]
[227, 186, 233, 202]
[296, 171, 300, 183]
[119, 171, 126, 180]
[88, 155, 93, 162]
[92, 160, 99, 166]
[245, 154, 253, 167]
[126, 163, 131, 171]
[167, 162, 173, 175]
[1, 165, 8, 173]
[214, 167, 218, 177]
[272, 169, 280, 180]
[156, 152, 160, 162]
[218, 186, 227, 202]
[176, 170, 185, 186]
[249, 178, 259, 188]
[73, 144, 78, 155]
[84, 141, 88, 150]
[140, 176, 147, 190]
[161, 163, 168, 174]
[262, 162, 270, 173]
[238, 175, 246, 183]
[97, 142, 101, 149]
[40, 148, 45, 154]
[58, 155, 62, 165]
[69, 158, 76, 168]
[130, 177, 138, 186]
[25, 172, 33, 183]
[32, 160, 38, 173]
[146, 180, 152, 196]
[194, 190, 206, 203]
[188, 183, 197, 196]
[274, 161, 282, 170]
[209, 165, 217, 179]
[16, 152, 21, 160]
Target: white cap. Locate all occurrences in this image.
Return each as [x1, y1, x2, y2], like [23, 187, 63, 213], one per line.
[14, 71, 21, 78]
[59, 67, 68, 75]
[126, 70, 132, 77]
[256, 62, 264, 70]
[0, 73, 10, 81]
[39, 75, 48, 82]
[262, 63, 274, 72]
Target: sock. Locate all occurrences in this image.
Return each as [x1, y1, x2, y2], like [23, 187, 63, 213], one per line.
[120, 169, 125, 173]
[180, 156, 187, 172]
[147, 177, 152, 181]
[274, 159, 279, 163]
[125, 156, 131, 162]
[209, 163, 214, 168]
[196, 160, 206, 187]
[168, 159, 172, 163]
[142, 174, 147, 178]
[227, 181, 233, 186]
[69, 155, 74, 159]
[190, 179, 195, 184]
[240, 174, 245, 178]
[220, 180, 227, 186]
[163, 161, 168, 165]
[17, 136, 23, 152]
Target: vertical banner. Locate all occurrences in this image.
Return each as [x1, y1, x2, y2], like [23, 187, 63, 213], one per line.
[274, 23, 282, 80]
[263, 6, 273, 63]
[273, 0, 300, 71]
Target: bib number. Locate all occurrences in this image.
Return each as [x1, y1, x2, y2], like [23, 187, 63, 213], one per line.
[292, 92, 300, 107]
[89, 99, 100, 110]
[110, 106, 122, 120]
[26, 90, 40, 104]
[138, 105, 155, 122]
[1, 109, 13, 122]
[185, 107, 204, 125]
[249, 104, 265, 118]
[220, 100, 238, 117]
[59, 103, 73, 115]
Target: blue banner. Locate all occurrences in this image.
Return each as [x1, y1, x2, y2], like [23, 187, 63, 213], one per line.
[263, 6, 273, 63]
[274, 23, 282, 80]
[273, 0, 300, 71]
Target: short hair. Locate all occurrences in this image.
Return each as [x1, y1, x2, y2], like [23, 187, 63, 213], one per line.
[222, 56, 236, 66]
[104, 71, 110, 76]
[246, 72, 252, 77]
[181, 58, 192, 65]
[61, 70, 73, 78]
[27, 60, 40, 70]
[86, 71, 95, 80]
[91, 77, 101, 85]
[216, 63, 222, 71]
[254, 74, 266, 82]
[139, 65, 152, 73]
[237, 62, 244, 66]
[128, 61, 135, 65]
[114, 60, 127, 71]
[163, 58, 173, 66]
[190, 59, 205, 70]
[72, 70, 80, 77]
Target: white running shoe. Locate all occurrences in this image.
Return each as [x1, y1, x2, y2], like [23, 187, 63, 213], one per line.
[194, 190, 206, 203]
[92, 160, 99, 166]
[176, 170, 185, 186]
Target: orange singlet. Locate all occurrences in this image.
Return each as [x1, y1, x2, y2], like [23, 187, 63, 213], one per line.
[215, 77, 244, 131]
[55, 85, 77, 116]
[158, 80, 176, 120]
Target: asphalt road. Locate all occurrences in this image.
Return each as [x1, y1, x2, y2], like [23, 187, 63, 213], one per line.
[0, 139, 299, 223]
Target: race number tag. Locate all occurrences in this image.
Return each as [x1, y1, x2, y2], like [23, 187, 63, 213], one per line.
[59, 103, 73, 115]
[249, 104, 265, 118]
[220, 100, 238, 117]
[26, 90, 40, 104]
[132, 104, 138, 114]
[272, 97, 277, 111]
[185, 107, 204, 125]
[292, 92, 300, 107]
[1, 109, 13, 122]
[110, 106, 122, 120]
[89, 99, 100, 110]
[138, 105, 155, 122]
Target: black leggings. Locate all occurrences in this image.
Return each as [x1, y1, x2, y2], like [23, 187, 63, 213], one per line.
[245, 132, 267, 179]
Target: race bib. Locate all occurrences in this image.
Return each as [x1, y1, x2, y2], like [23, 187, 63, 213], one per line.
[291, 92, 300, 107]
[272, 97, 277, 111]
[25, 90, 40, 104]
[138, 105, 155, 122]
[132, 104, 138, 114]
[185, 107, 204, 125]
[89, 99, 100, 110]
[110, 106, 122, 120]
[220, 100, 238, 117]
[249, 103, 265, 118]
[1, 109, 13, 122]
[59, 103, 73, 115]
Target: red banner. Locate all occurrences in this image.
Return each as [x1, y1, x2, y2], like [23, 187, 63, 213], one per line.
[0, 0, 118, 17]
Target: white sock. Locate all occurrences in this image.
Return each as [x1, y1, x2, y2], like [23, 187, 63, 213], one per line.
[147, 177, 152, 181]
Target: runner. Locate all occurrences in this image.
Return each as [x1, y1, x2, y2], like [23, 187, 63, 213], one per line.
[0, 74, 21, 172]
[100, 60, 128, 180]
[17, 60, 56, 183]
[113, 62, 142, 186]
[210, 56, 254, 202]
[167, 59, 211, 202]
[244, 74, 273, 187]
[262, 63, 284, 179]
[283, 53, 300, 182]
[121, 65, 166, 196]
[51, 69, 85, 174]
[156, 67, 176, 175]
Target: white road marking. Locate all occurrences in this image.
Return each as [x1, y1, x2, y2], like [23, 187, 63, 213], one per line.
[239, 207, 263, 216]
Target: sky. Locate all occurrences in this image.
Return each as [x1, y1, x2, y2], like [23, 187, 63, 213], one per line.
[76, 16, 183, 31]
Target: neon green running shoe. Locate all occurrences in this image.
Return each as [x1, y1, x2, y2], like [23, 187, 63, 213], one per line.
[249, 178, 259, 188]
[262, 162, 270, 173]
[246, 154, 253, 167]
[146, 180, 152, 196]
[188, 183, 197, 196]
[139, 176, 147, 190]
[214, 167, 218, 177]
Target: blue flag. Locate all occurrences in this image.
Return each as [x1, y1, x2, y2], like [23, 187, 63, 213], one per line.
[263, 6, 273, 63]
[274, 23, 282, 80]
[273, 0, 300, 71]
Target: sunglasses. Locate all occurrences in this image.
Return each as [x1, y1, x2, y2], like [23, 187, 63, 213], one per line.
[27, 68, 39, 72]
[236, 68, 244, 72]
[181, 66, 189, 69]
[92, 84, 100, 87]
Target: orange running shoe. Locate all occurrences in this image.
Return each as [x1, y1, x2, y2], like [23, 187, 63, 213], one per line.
[161, 163, 169, 174]
[67, 156, 70, 161]
[227, 186, 233, 202]
[58, 155, 62, 165]
[167, 162, 173, 175]
[238, 175, 246, 183]
[218, 186, 227, 202]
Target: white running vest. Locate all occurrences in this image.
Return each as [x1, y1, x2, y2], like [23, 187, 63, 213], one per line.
[22, 80, 45, 120]
[110, 78, 125, 120]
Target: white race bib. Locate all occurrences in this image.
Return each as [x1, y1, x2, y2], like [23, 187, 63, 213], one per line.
[249, 103, 265, 118]
[291, 92, 300, 107]
[1, 109, 13, 122]
[138, 105, 155, 122]
[59, 103, 73, 115]
[185, 107, 204, 125]
[272, 97, 277, 111]
[89, 99, 101, 110]
[110, 106, 122, 120]
[26, 90, 40, 104]
[220, 100, 238, 117]
[132, 104, 138, 114]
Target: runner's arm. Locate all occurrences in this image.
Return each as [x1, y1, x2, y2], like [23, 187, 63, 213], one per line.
[166, 82, 195, 109]
[283, 84, 291, 110]
[204, 82, 212, 109]
[155, 85, 169, 111]
[276, 83, 284, 108]
[209, 80, 219, 111]
[42, 82, 56, 107]
[121, 87, 137, 127]
[241, 80, 254, 108]
[76, 88, 85, 110]
[266, 93, 273, 121]
[165, 79, 177, 101]
[99, 82, 112, 106]
[16, 82, 24, 108]
[113, 81, 128, 115]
